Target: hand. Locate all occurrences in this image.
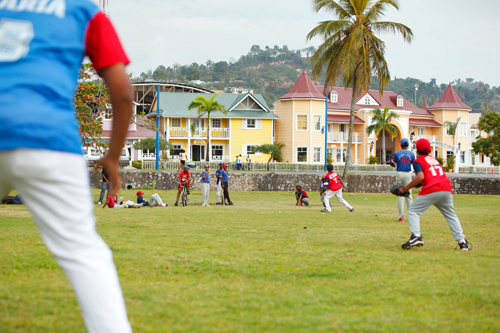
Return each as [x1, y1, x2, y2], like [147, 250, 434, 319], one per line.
[398, 186, 406, 195]
[94, 156, 121, 197]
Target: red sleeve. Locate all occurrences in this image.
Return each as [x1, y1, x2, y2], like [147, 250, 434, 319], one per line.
[85, 12, 130, 71]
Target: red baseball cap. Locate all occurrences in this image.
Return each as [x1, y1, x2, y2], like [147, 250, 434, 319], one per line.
[136, 190, 144, 196]
[222, 163, 228, 167]
[416, 138, 431, 154]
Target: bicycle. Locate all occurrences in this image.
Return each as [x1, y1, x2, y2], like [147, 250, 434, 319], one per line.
[176, 181, 188, 206]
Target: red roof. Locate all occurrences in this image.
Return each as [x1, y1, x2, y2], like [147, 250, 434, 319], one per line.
[429, 84, 471, 110]
[327, 114, 365, 124]
[421, 101, 429, 110]
[279, 71, 325, 100]
[409, 119, 442, 127]
[103, 117, 159, 139]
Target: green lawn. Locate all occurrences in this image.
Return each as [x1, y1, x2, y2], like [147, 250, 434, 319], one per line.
[1, 190, 499, 333]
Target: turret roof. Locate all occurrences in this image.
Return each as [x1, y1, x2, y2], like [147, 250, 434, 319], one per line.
[279, 71, 325, 100]
[429, 84, 471, 110]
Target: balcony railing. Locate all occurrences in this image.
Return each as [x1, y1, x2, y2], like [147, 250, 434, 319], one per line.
[170, 127, 229, 138]
[170, 127, 188, 137]
[327, 132, 362, 143]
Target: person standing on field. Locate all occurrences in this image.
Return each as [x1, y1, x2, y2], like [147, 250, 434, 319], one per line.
[97, 166, 110, 204]
[215, 162, 223, 204]
[246, 154, 252, 170]
[0, 2, 133, 332]
[321, 164, 354, 213]
[201, 164, 210, 206]
[221, 163, 233, 205]
[399, 139, 470, 250]
[391, 138, 415, 222]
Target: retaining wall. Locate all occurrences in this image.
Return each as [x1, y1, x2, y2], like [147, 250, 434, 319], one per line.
[90, 171, 500, 195]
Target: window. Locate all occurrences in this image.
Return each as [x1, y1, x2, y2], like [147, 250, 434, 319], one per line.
[171, 118, 181, 127]
[460, 122, 467, 137]
[364, 95, 371, 105]
[434, 150, 439, 158]
[460, 151, 466, 164]
[212, 119, 221, 128]
[297, 147, 307, 162]
[212, 145, 223, 157]
[417, 127, 425, 136]
[336, 148, 342, 163]
[314, 115, 322, 131]
[339, 124, 346, 133]
[242, 119, 261, 129]
[397, 95, 404, 107]
[313, 147, 321, 163]
[173, 144, 182, 150]
[446, 150, 454, 159]
[330, 90, 338, 103]
[481, 154, 485, 164]
[243, 145, 261, 156]
[296, 115, 307, 131]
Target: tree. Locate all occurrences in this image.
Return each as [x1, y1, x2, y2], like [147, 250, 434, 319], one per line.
[307, 0, 412, 178]
[472, 111, 500, 166]
[75, 63, 108, 149]
[133, 137, 173, 152]
[152, 65, 168, 81]
[187, 93, 227, 161]
[366, 107, 399, 164]
[251, 143, 285, 170]
[444, 117, 461, 148]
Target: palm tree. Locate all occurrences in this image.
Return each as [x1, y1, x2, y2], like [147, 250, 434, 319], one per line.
[188, 93, 227, 162]
[444, 117, 461, 149]
[366, 106, 399, 164]
[307, 0, 412, 178]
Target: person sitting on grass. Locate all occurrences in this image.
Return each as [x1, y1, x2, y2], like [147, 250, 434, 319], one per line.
[136, 190, 168, 207]
[295, 185, 309, 206]
[174, 166, 191, 206]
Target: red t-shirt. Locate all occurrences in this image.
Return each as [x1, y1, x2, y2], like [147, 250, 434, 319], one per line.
[413, 155, 453, 195]
[106, 195, 116, 208]
[178, 171, 191, 184]
[326, 171, 342, 191]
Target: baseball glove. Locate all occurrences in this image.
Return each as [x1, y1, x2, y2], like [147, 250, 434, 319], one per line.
[390, 183, 410, 197]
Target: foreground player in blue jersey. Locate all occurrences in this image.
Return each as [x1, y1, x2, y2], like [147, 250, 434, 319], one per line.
[1, 1, 133, 332]
[391, 138, 415, 222]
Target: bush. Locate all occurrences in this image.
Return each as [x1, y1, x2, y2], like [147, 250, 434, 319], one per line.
[446, 155, 455, 171]
[132, 160, 142, 169]
[368, 155, 378, 164]
[327, 156, 333, 164]
[435, 157, 444, 166]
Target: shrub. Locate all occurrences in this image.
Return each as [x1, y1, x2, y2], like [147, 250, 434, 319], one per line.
[435, 156, 444, 166]
[132, 160, 142, 169]
[327, 156, 333, 164]
[446, 155, 455, 170]
[368, 155, 378, 164]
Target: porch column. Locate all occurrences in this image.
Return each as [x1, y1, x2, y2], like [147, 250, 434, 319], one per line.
[354, 139, 358, 165]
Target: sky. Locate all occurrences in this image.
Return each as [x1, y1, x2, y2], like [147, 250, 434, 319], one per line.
[105, 0, 500, 87]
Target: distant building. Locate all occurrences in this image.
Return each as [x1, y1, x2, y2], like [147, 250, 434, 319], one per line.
[231, 87, 254, 94]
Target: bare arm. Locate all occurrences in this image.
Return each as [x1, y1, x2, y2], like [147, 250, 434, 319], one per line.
[94, 63, 133, 197]
[338, 177, 347, 191]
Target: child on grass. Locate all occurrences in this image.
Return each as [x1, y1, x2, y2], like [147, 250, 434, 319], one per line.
[295, 185, 309, 206]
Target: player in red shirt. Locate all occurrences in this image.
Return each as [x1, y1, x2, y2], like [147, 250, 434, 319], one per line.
[399, 139, 470, 250]
[174, 166, 191, 206]
[321, 164, 354, 213]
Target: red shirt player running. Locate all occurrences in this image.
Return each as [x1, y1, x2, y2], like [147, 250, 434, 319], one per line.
[321, 164, 354, 213]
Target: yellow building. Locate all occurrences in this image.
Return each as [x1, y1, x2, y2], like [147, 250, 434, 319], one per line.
[149, 92, 278, 162]
[275, 72, 476, 168]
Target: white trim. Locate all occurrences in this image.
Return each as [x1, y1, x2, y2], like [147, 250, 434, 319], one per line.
[296, 146, 308, 163]
[228, 93, 270, 112]
[296, 114, 308, 131]
[242, 144, 261, 157]
[313, 114, 322, 132]
[330, 90, 338, 103]
[313, 146, 322, 163]
[292, 101, 295, 162]
[459, 121, 467, 137]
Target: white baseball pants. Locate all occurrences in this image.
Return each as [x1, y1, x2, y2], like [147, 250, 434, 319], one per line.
[324, 188, 352, 212]
[149, 193, 164, 206]
[408, 191, 465, 241]
[0, 149, 132, 333]
[216, 182, 222, 203]
[202, 183, 210, 205]
[396, 171, 413, 218]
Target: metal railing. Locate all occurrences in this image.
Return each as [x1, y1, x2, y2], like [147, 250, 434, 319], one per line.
[327, 132, 362, 143]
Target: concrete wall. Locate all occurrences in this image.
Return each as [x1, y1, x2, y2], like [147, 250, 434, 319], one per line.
[90, 171, 500, 195]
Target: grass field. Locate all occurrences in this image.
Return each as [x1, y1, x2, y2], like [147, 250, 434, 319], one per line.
[1, 189, 499, 333]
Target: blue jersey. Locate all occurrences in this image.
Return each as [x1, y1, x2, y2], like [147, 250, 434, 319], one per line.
[202, 171, 210, 183]
[216, 168, 222, 184]
[221, 170, 228, 182]
[0, 0, 128, 155]
[392, 150, 415, 172]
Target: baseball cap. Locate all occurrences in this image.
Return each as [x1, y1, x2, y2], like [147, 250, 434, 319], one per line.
[183, 166, 188, 169]
[204, 165, 209, 168]
[136, 190, 144, 196]
[222, 163, 227, 167]
[416, 138, 431, 154]
[400, 138, 409, 147]
[219, 162, 223, 166]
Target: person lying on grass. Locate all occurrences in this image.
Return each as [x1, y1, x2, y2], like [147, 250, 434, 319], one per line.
[103, 195, 142, 209]
[136, 190, 168, 207]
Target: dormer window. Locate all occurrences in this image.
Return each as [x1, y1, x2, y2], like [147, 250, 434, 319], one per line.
[330, 90, 338, 103]
[364, 95, 371, 105]
[397, 95, 404, 107]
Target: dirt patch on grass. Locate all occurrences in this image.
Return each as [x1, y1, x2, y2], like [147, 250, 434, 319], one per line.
[0, 206, 32, 219]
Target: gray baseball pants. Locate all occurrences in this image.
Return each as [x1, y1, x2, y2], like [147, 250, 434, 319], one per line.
[396, 171, 412, 218]
[408, 191, 465, 241]
[202, 183, 210, 205]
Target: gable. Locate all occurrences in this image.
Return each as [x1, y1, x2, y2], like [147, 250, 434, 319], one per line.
[230, 95, 268, 112]
[356, 93, 380, 106]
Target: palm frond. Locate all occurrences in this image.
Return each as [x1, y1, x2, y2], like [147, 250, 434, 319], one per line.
[371, 21, 413, 42]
